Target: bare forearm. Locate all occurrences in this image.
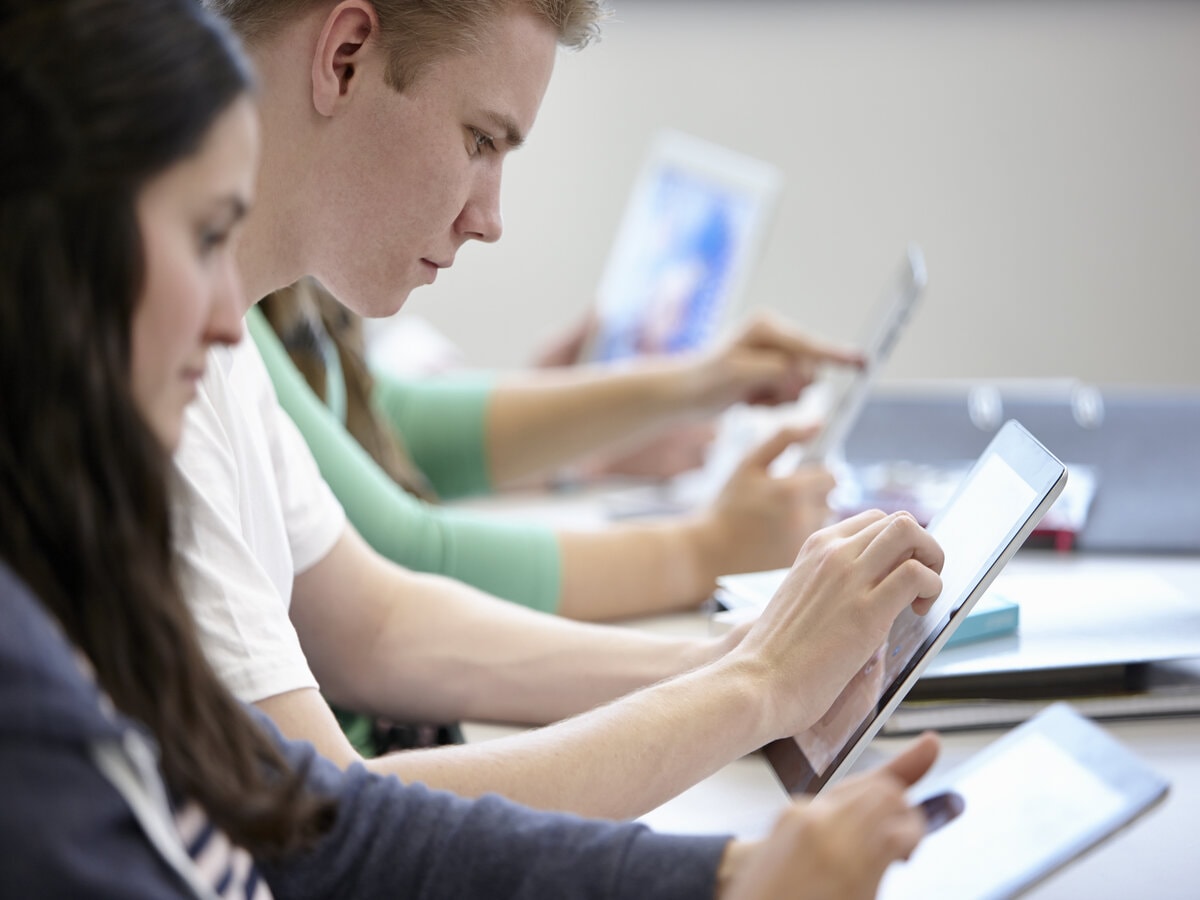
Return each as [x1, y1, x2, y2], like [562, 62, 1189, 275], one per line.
[324, 569, 721, 726]
[487, 311, 868, 486]
[365, 655, 770, 820]
[556, 517, 723, 621]
[486, 362, 696, 484]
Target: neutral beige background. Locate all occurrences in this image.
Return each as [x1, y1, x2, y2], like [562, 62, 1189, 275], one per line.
[390, 1, 1199, 386]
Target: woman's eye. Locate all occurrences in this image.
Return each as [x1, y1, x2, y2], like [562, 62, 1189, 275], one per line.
[199, 230, 228, 254]
[196, 224, 233, 258]
[194, 201, 246, 258]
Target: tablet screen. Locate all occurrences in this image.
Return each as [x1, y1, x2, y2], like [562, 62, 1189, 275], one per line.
[879, 703, 1169, 899]
[765, 420, 1067, 794]
[588, 130, 781, 363]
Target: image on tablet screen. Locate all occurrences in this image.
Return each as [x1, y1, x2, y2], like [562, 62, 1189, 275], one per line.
[589, 130, 781, 363]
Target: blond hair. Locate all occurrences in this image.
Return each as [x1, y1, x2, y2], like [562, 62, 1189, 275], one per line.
[205, 0, 610, 89]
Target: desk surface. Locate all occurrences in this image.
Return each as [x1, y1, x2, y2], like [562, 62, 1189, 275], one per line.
[461, 546, 1200, 899]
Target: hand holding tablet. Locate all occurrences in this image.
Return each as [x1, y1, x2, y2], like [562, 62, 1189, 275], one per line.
[762, 420, 1068, 793]
[725, 732, 949, 900]
[730, 505, 946, 748]
[881, 703, 1169, 899]
[805, 244, 926, 464]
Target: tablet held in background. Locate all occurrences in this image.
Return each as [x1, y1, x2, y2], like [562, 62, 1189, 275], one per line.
[586, 129, 782, 363]
[797, 243, 927, 466]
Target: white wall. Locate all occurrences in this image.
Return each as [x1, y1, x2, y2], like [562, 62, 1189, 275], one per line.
[397, 1, 1200, 386]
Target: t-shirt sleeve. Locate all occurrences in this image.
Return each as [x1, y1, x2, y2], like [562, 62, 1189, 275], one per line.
[259, 364, 348, 576]
[260, 714, 730, 900]
[172, 342, 344, 703]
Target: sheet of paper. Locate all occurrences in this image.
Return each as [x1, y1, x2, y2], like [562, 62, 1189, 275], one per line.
[925, 568, 1200, 677]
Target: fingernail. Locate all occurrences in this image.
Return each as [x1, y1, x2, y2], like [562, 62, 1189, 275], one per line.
[918, 790, 966, 834]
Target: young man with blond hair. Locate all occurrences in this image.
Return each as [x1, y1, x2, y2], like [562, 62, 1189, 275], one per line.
[178, 0, 944, 846]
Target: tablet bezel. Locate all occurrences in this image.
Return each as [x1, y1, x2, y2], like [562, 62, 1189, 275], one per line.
[765, 419, 1068, 795]
[880, 702, 1170, 899]
[585, 129, 783, 363]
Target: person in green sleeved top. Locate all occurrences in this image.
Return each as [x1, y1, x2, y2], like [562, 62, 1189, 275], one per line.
[252, 276, 863, 629]
[253, 281, 859, 758]
[249, 302, 564, 616]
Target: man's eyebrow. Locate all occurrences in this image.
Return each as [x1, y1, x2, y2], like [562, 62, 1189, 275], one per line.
[480, 110, 525, 149]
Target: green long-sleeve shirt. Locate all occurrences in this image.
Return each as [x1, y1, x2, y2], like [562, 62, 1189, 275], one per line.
[247, 305, 562, 613]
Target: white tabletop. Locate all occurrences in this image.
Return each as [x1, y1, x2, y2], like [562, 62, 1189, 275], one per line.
[461, 552, 1200, 899]
[454, 488, 1200, 898]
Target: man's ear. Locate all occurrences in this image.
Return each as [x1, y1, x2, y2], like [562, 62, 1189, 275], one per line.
[311, 0, 380, 118]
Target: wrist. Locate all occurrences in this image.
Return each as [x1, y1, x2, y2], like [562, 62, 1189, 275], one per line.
[664, 357, 712, 421]
[683, 624, 739, 673]
[700, 640, 780, 750]
[635, 351, 717, 417]
[714, 839, 756, 900]
[679, 511, 734, 596]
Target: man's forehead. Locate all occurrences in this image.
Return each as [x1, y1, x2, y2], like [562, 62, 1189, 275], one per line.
[411, 8, 556, 138]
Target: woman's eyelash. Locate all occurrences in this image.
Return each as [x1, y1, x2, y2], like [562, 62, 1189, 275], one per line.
[198, 227, 230, 253]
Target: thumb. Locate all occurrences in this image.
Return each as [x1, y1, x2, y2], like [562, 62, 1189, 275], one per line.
[883, 731, 940, 788]
[738, 424, 823, 471]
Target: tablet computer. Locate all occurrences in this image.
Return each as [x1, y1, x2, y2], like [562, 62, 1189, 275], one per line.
[584, 129, 782, 363]
[764, 419, 1068, 795]
[879, 702, 1169, 899]
[798, 243, 926, 465]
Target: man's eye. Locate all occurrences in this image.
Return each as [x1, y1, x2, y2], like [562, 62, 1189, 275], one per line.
[469, 127, 496, 155]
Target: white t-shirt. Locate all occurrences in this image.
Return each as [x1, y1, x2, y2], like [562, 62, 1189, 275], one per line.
[172, 337, 345, 703]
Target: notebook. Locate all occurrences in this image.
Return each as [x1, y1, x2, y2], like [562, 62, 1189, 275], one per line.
[714, 586, 1020, 652]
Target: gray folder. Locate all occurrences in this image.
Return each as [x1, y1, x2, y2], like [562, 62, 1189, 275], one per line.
[842, 383, 1200, 554]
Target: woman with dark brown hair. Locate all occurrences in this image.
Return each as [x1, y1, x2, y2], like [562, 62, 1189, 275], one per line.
[0, 0, 943, 895]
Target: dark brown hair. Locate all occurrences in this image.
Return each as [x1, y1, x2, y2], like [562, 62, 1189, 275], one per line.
[0, 0, 334, 857]
[260, 278, 438, 500]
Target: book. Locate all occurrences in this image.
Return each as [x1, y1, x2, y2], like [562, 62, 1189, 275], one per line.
[939, 592, 1019, 649]
[710, 589, 1020, 652]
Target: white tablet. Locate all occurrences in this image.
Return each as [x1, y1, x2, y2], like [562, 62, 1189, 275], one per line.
[799, 243, 926, 465]
[879, 702, 1170, 900]
[585, 129, 782, 363]
[764, 419, 1068, 795]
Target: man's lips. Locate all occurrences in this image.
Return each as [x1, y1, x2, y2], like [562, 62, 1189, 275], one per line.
[421, 258, 453, 284]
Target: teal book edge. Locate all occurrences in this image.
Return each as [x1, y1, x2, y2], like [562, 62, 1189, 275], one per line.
[945, 593, 1019, 649]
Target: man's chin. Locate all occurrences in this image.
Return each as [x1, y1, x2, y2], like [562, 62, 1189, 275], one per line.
[343, 287, 416, 320]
